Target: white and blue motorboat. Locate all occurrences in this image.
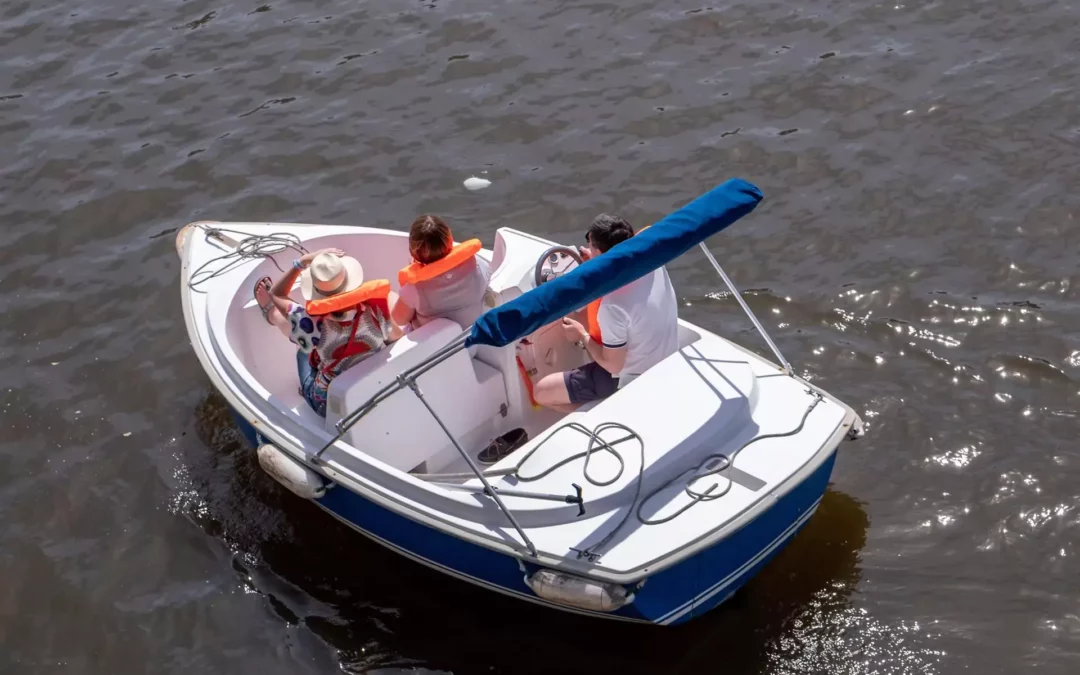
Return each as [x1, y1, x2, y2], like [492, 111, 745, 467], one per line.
[176, 179, 864, 625]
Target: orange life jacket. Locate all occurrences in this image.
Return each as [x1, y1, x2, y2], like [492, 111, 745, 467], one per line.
[585, 298, 603, 343]
[305, 279, 391, 316]
[398, 239, 483, 287]
[303, 279, 392, 371]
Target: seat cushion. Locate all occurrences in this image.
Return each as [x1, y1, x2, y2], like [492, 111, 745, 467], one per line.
[325, 319, 508, 472]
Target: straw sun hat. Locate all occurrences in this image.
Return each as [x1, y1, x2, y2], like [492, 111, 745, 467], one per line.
[300, 252, 365, 301]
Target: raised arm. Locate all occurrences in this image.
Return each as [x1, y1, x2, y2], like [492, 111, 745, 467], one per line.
[269, 247, 344, 314]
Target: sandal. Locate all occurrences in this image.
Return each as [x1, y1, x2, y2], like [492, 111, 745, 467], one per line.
[253, 276, 274, 324]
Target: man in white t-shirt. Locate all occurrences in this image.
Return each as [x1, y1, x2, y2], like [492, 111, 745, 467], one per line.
[533, 214, 680, 412]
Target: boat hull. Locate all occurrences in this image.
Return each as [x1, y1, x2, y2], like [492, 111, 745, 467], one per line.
[231, 411, 836, 625]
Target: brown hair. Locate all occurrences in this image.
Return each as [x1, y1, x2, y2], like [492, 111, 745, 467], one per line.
[409, 215, 453, 264]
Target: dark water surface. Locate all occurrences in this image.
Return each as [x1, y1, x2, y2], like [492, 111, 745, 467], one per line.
[3, 0, 1080, 672]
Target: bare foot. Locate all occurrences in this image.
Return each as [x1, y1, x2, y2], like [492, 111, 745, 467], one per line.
[254, 277, 287, 328]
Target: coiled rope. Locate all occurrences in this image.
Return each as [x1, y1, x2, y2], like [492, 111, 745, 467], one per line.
[187, 225, 309, 292]
[583, 389, 824, 557]
[415, 389, 824, 557]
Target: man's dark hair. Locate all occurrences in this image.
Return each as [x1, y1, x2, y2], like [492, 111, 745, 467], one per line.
[586, 213, 635, 253]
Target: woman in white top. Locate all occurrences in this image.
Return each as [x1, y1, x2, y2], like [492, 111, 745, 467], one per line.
[391, 215, 490, 331]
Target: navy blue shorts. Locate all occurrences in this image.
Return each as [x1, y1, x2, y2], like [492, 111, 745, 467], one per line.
[564, 362, 619, 404]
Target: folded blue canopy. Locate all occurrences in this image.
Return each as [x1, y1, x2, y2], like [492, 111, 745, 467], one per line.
[465, 178, 764, 348]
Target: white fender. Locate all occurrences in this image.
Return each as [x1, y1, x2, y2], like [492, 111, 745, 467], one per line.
[525, 569, 634, 612]
[257, 444, 327, 499]
[847, 414, 866, 441]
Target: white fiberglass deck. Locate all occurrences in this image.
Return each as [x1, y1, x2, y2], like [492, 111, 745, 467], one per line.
[179, 221, 857, 579]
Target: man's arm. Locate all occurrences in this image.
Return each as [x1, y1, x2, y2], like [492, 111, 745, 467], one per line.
[584, 334, 626, 375]
[560, 317, 627, 375]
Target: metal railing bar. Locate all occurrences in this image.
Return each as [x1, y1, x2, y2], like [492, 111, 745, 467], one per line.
[406, 379, 538, 556]
[308, 329, 538, 556]
[698, 242, 793, 374]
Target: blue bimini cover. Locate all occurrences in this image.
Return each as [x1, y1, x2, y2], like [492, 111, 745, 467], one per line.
[466, 178, 763, 348]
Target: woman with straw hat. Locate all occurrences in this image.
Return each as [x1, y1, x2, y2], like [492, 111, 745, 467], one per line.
[254, 248, 401, 417]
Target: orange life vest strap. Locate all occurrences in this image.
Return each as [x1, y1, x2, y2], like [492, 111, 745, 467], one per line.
[398, 239, 482, 286]
[585, 298, 603, 343]
[305, 279, 391, 316]
[330, 339, 371, 363]
[324, 297, 392, 371]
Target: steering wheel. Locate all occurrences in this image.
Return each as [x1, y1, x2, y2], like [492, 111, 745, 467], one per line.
[534, 245, 584, 287]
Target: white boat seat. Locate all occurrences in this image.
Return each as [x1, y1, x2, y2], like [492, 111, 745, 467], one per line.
[474, 343, 759, 505]
[324, 318, 508, 473]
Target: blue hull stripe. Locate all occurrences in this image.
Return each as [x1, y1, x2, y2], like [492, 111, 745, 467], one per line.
[316, 504, 652, 623]
[658, 495, 822, 624]
[232, 411, 837, 624]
